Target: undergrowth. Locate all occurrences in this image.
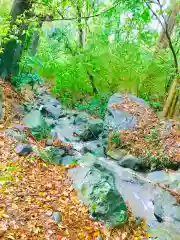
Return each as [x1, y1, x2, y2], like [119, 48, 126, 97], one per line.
[19, 32, 173, 114]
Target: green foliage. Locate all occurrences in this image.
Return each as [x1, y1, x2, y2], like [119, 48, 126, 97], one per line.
[111, 132, 121, 145]
[35, 124, 50, 141]
[12, 72, 41, 89]
[144, 128, 159, 144]
[1, 0, 176, 115]
[75, 93, 109, 118]
[27, 33, 173, 113]
[143, 151, 179, 171]
[39, 148, 56, 164]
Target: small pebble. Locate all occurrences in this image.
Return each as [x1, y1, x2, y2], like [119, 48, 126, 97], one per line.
[52, 211, 62, 224]
[45, 210, 53, 217]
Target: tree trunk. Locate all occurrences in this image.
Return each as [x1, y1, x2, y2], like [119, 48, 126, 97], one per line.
[148, 1, 180, 119]
[163, 77, 179, 118]
[87, 70, 98, 94]
[77, 3, 84, 48]
[76, 1, 98, 94]
[161, 3, 180, 119]
[156, 2, 180, 50]
[29, 23, 43, 56]
[0, 0, 31, 80]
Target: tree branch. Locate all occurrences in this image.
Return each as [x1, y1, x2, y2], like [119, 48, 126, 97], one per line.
[45, 2, 119, 22]
[146, 0, 179, 75]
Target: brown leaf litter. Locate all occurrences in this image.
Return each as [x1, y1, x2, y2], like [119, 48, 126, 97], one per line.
[110, 95, 180, 162]
[0, 83, 149, 239]
[0, 134, 148, 240]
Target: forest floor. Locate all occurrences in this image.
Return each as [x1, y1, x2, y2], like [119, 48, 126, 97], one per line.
[0, 82, 149, 239]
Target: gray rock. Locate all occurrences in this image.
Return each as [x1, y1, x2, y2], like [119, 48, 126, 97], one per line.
[50, 147, 65, 164]
[35, 86, 48, 96]
[62, 155, 79, 165]
[4, 129, 26, 141]
[15, 143, 33, 156]
[41, 105, 62, 119]
[149, 223, 180, 240]
[73, 112, 89, 125]
[88, 119, 103, 135]
[34, 94, 63, 119]
[46, 139, 53, 146]
[52, 211, 62, 224]
[147, 170, 180, 192]
[52, 118, 79, 144]
[68, 153, 128, 228]
[107, 149, 127, 160]
[23, 110, 50, 140]
[104, 93, 148, 132]
[82, 140, 105, 157]
[72, 155, 180, 238]
[118, 155, 142, 171]
[75, 119, 103, 141]
[172, 207, 180, 222]
[147, 171, 170, 184]
[64, 134, 80, 142]
[44, 118, 57, 128]
[153, 189, 178, 223]
[108, 93, 147, 106]
[40, 94, 60, 107]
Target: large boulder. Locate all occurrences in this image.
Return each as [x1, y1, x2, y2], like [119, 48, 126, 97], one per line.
[68, 153, 128, 228]
[104, 93, 147, 132]
[23, 110, 50, 140]
[70, 156, 180, 238]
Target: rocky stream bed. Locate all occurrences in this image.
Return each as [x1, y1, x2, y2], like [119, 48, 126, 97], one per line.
[1, 82, 180, 239]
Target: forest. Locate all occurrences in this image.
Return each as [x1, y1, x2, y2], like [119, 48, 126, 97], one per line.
[0, 0, 179, 117]
[0, 0, 179, 239]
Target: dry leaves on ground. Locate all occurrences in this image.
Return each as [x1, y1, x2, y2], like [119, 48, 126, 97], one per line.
[110, 95, 180, 162]
[0, 84, 148, 239]
[0, 134, 148, 240]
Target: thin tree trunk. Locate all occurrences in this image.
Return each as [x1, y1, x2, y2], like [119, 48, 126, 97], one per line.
[0, 0, 31, 80]
[76, 1, 98, 94]
[146, 1, 179, 119]
[29, 29, 41, 56]
[156, 2, 180, 50]
[163, 77, 179, 118]
[29, 21, 44, 56]
[77, 3, 84, 48]
[87, 70, 98, 94]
